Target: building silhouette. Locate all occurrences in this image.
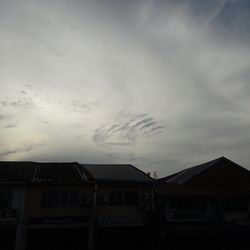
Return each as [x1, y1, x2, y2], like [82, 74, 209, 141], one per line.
[0, 157, 250, 250]
[0, 162, 153, 250]
[156, 157, 250, 249]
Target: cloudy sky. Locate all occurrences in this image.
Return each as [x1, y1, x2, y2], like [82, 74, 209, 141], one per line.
[1, 0, 250, 176]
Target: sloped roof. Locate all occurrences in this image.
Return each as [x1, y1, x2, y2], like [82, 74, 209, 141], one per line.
[0, 161, 35, 181]
[82, 164, 153, 183]
[0, 161, 90, 184]
[0, 161, 152, 184]
[159, 156, 249, 185]
[32, 162, 89, 183]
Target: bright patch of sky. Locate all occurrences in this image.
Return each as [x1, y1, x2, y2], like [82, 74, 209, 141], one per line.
[1, 0, 250, 176]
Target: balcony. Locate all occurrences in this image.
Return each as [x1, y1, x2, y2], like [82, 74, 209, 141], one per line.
[165, 208, 217, 221]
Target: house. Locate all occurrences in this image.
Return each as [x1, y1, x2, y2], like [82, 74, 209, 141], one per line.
[0, 161, 94, 250]
[0, 161, 154, 250]
[3, 156, 250, 250]
[156, 156, 250, 249]
[26, 162, 94, 250]
[81, 164, 154, 250]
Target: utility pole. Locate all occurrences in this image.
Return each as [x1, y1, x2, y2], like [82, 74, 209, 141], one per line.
[88, 183, 97, 250]
[15, 187, 27, 250]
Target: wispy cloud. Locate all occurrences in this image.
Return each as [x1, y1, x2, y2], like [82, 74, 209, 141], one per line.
[71, 100, 98, 113]
[0, 115, 6, 120]
[1, 92, 35, 111]
[0, 0, 250, 175]
[93, 113, 164, 146]
[2, 124, 18, 129]
[0, 142, 45, 158]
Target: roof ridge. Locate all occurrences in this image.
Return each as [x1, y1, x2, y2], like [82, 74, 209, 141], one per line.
[74, 163, 88, 182]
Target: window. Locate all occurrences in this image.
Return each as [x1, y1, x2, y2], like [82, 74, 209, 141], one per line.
[96, 195, 106, 204]
[168, 199, 204, 210]
[223, 198, 248, 212]
[109, 191, 123, 206]
[233, 199, 248, 212]
[109, 191, 138, 206]
[70, 190, 78, 206]
[124, 191, 138, 206]
[50, 191, 60, 206]
[61, 191, 69, 206]
[0, 190, 13, 208]
[40, 190, 79, 208]
[41, 190, 48, 208]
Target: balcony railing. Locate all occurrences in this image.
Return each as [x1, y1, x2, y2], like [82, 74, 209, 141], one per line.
[165, 208, 217, 221]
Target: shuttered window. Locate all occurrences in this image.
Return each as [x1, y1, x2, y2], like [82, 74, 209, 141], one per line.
[109, 191, 138, 206]
[40, 190, 79, 208]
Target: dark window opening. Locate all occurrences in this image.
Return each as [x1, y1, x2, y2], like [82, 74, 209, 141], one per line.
[124, 191, 138, 206]
[109, 191, 123, 206]
[0, 190, 13, 208]
[109, 191, 138, 206]
[223, 198, 248, 212]
[40, 190, 79, 208]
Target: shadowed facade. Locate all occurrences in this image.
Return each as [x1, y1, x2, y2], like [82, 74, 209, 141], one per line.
[156, 157, 250, 250]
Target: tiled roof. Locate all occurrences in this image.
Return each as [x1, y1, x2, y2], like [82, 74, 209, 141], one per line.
[82, 164, 153, 183]
[0, 161, 35, 181]
[0, 161, 152, 184]
[32, 162, 89, 183]
[0, 161, 90, 184]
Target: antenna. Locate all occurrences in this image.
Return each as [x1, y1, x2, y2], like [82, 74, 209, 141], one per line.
[153, 171, 158, 179]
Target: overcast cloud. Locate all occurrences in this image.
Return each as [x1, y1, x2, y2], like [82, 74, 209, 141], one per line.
[1, 0, 250, 176]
